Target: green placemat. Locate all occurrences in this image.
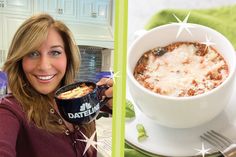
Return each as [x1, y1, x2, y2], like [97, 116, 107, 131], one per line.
[144, 5, 236, 49]
[125, 145, 151, 157]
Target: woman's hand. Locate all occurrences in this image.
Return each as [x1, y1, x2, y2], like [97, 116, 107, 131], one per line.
[96, 77, 113, 110]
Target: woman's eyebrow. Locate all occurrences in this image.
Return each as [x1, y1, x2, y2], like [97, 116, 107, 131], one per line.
[51, 45, 64, 49]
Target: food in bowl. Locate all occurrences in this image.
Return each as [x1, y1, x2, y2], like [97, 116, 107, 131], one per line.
[58, 83, 94, 99]
[127, 24, 236, 128]
[133, 41, 229, 97]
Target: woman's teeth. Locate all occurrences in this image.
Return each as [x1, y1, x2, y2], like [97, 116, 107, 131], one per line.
[37, 75, 54, 80]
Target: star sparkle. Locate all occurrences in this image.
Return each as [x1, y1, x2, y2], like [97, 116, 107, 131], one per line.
[76, 131, 98, 156]
[201, 34, 216, 52]
[172, 12, 194, 38]
[195, 142, 211, 157]
[105, 69, 120, 85]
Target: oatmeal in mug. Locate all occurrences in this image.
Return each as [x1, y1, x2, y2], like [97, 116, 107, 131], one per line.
[134, 42, 229, 97]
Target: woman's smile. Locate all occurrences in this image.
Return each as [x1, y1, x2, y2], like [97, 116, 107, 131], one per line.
[35, 74, 56, 82]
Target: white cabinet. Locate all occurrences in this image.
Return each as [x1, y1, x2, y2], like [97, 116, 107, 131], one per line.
[41, 0, 78, 22]
[101, 49, 113, 71]
[2, 15, 26, 51]
[0, 0, 33, 68]
[0, 14, 26, 68]
[70, 0, 114, 48]
[36, 0, 113, 25]
[36, 0, 114, 48]
[79, 0, 112, 25]
[0, 0, 33, 15]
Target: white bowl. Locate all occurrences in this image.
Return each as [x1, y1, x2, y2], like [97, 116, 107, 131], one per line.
[127, 23, 236, 128]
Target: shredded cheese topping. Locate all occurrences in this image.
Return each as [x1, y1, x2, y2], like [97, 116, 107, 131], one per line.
[58, 83, 94, 99]
[134, 42, 229, 97]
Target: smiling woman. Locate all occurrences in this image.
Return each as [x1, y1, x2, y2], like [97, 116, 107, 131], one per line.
[22, 27, 67, 95]
[0, 13, 113, 157]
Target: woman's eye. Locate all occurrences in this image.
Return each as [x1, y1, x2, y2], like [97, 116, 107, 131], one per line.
[27, 51, 40, 58]
[50, 50, 61, 56]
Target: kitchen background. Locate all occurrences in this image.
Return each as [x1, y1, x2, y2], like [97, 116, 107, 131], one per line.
[0, 0, 114, 96]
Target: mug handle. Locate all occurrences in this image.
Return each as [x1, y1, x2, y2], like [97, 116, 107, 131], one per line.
[97, 85, 112, 114]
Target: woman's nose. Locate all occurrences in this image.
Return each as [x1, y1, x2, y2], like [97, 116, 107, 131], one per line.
[37, 56, 52, 70]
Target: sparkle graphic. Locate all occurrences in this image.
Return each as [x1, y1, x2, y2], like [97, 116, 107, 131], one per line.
[172, 12, 194, 38]
[201, 35, 216, 52]
[195, 142, 211, 157]
[105, 69, 121, 85]
[76, 131, 98, 156]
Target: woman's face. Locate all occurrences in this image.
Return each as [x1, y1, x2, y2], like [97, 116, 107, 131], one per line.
[22, 27, 67, 95]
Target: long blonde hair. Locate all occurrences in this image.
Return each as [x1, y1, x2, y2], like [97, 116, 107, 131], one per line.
[3, 14, 94, 134]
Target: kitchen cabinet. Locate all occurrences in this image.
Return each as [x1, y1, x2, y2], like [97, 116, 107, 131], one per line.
[0, 14, 26, 68]
[72, 0, 114, 48]
[79, 0, 112, 25]
[0, 0, 33, 68]
[101, 49, 113, 71]
[36, 0, 114, 48]
[0, 0, 33, 15]
[38, 0, 113, 25]
[41, 0, 78, 22]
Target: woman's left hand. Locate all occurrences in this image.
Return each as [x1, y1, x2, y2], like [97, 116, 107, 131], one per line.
[96, 77, 113, 110]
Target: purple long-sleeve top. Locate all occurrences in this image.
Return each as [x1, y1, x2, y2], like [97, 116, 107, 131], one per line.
[0, 94, 97, 157]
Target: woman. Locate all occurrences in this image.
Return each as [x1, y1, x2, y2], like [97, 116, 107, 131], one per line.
[0, 14, 112, 157]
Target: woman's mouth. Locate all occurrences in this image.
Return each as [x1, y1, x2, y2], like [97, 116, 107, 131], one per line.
[36, 75, 55, 81]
